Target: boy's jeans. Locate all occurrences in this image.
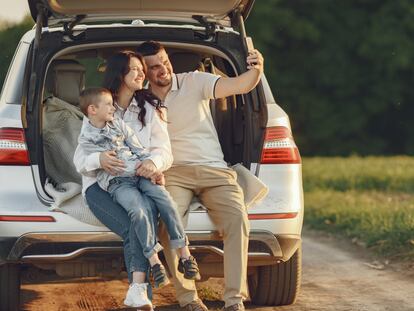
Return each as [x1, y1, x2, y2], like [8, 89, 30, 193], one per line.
[85, 182, 154, 283]
[108, 176, 188, 258]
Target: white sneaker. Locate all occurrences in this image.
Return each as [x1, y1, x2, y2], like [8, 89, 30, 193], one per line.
[123, 282, 152, 310]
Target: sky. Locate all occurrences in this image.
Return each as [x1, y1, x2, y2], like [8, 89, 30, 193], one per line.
[0, 0, 30, 23]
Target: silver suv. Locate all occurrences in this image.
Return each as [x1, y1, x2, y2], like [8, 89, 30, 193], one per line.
[0, 1, 304, 310]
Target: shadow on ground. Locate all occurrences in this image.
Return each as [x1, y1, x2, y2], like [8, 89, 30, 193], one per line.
[20, 289, 41, 311]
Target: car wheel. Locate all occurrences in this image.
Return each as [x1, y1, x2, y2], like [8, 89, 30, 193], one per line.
[248, 245, 301, 306]
[0, 263, 21, 311]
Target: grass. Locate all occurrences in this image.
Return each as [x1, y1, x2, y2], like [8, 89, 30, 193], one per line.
[303, 156, 414, 192]
[197, 285, 222, 301]
[303, 156, 414, 259]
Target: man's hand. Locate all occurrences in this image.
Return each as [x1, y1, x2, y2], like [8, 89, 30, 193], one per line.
[100, 150, 125, 176]
[136, 159, 158, 179]
[247, 49, 264, 73]
[214, 49, 264, 98]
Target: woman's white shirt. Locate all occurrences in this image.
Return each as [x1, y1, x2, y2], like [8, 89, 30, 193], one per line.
[73, 98, 173, 194]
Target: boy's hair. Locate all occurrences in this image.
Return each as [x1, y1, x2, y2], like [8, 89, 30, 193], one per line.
[79, 87, 112, 116]
[136, 41, 165, 57]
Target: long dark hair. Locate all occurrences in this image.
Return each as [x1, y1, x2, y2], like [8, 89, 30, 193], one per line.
[102, 50, 165, 127]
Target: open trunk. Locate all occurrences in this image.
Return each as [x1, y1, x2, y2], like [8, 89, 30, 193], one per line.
[29, 0, 255, 26]
[22, 22, 267, 214]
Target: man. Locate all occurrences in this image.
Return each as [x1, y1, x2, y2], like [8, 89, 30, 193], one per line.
[137, 41, 264, 311]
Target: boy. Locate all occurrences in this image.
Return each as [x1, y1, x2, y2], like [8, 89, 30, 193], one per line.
[76, 87, 201, 289]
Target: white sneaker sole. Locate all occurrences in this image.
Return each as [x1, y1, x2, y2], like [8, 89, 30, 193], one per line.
[124, 299, 152, 310]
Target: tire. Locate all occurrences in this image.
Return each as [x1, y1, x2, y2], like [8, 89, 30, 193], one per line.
[248, 245, 302, 306]
[0, 264, 21, 311]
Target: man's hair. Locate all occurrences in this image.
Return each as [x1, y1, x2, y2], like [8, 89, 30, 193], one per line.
[79, 87, 112, 116]
[136, 41, 165, 57]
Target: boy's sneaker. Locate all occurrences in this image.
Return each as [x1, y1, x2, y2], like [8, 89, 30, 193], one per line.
[178, 256, 201, 280]
[151, 263, 170, 288]
[123, 282, 152, 310]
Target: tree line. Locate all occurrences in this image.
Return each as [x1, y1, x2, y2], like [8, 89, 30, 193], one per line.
[1, 1, 413, 156]
[246, 0, 414, 155]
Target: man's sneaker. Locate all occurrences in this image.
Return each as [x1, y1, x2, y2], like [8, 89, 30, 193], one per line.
[151, 263, 170, 288]
[223, 303, 245, 311]
[123, 282, 152, 310]
[178, 256, 201, 280]
[183, 299, 209, 311]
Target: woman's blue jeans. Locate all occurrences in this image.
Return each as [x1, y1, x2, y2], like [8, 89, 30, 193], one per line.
[85, 182, 156, 297]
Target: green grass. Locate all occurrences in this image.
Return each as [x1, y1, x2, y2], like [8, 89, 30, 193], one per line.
[303, 156, 414, 259]
[197, 285, 222, 301]
[303, 156, 414, 192]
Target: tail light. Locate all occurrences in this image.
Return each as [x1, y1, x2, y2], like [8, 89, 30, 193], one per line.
[260, 126, 301, 164]
[248, 212, 298, 220]
[0, 127, 30, 165]
[0, 215, 55, 222]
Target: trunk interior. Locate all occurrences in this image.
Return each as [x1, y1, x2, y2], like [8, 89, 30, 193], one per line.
[23, 26, 267, 203]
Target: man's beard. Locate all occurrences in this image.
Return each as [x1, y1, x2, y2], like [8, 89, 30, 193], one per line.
[154, 75, 172, 87]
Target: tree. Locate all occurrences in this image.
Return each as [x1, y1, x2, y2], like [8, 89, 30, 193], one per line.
[246, 0, 414, 155]
[0, 15, 34, 89]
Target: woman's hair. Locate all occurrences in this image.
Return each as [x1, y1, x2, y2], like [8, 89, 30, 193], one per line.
[102, 50, 165, 127]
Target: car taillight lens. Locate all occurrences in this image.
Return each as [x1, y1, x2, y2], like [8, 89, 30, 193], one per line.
[260, 126, 301, 164]
[248, 212, 298, 220]
[0, 215, 56, 222]
[0, 128, 30, 165]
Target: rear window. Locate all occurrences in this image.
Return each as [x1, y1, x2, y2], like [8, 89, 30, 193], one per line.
[0, 41, 30, 105]
[78, 57, 104, 87]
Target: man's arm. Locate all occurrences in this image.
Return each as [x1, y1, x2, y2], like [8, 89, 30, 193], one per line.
[214, 49, 264, 99]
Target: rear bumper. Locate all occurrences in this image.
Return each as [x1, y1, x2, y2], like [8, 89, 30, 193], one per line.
[2, 230, 300, 266]
[0, 237, 18, 264]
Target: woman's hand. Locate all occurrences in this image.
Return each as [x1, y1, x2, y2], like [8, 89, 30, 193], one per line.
[136, 159, 158, 179]
[100, 151, 125, 176]
[153, 172, 166, 185]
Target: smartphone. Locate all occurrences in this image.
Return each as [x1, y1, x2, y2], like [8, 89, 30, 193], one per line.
[245, 37, 256, 66]
[245, 36, 254, 52]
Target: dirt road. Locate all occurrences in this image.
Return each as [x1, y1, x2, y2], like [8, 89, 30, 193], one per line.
[21, 232, 414, 311]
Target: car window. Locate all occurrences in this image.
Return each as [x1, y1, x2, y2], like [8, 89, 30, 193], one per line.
[78, 57, 104, 88]
[0, 41, 30, 105]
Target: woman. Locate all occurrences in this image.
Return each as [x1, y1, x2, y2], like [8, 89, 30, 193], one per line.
[74, 50, 172, 310]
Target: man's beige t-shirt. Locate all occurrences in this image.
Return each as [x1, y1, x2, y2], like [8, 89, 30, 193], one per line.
[164, 71, 227, 169]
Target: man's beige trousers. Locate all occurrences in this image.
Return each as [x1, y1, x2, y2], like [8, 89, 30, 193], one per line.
[159, 165, 249, 307]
